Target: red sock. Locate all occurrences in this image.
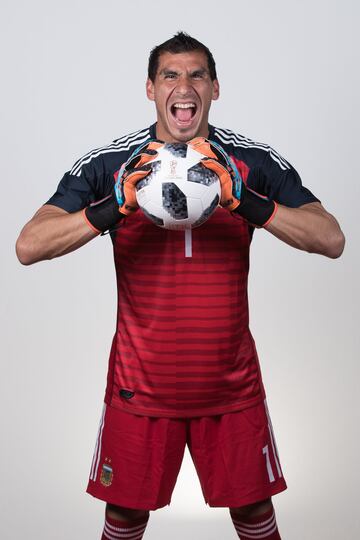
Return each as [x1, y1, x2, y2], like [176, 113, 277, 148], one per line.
[230, 506, 281, 539]
[101, 513, 149, 540]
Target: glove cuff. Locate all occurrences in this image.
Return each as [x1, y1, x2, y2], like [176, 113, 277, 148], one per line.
[232, 186, 278, 227]
[84, 192, 124, 233]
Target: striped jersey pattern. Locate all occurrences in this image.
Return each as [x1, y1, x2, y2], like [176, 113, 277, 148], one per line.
[46, 123, 319, 418]
[106, 206, 264, 417]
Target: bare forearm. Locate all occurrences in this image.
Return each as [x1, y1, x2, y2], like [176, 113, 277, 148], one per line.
[16, 205, 98, 265]
[264, 203, 345, 258]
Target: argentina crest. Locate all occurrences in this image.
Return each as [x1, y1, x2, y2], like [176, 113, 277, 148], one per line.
[100, 458, 113, 487]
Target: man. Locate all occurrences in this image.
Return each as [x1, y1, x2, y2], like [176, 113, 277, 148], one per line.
[16, 32, 345, 540]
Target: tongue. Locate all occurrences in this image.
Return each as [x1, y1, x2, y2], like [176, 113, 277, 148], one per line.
[175, 107, 193, 122]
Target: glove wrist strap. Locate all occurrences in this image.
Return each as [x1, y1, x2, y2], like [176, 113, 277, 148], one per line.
[84, 192, 124, 233]
[232, 186, 277, 227]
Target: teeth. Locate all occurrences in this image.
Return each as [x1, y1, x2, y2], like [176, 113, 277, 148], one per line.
[173, 103, 196, 109]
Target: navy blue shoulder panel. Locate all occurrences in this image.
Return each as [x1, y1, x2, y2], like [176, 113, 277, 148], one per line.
[45, 126, 152, 213]
[209, 125, 320, 208]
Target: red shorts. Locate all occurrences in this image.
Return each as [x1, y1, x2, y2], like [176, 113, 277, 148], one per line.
[86, 400, 286, 510]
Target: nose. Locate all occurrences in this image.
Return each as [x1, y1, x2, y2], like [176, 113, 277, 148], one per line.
[175, 74, 193, 97]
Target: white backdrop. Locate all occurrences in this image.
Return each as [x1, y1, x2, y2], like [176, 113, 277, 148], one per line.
[1, 0, 359, 538]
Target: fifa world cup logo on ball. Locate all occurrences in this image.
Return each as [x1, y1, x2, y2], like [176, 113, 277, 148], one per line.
[169, 160, 177, 178]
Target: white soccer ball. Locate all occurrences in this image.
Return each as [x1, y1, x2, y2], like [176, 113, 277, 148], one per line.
[135, 142, 221, 230]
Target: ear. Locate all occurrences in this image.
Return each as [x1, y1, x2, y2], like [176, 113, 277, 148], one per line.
[212, 79, 220, 101]
[146, 78, 155, 101]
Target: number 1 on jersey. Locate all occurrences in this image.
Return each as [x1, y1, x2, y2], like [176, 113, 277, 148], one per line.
[185, 229, 192, 257]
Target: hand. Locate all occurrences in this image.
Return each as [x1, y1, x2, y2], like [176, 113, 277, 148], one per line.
[115, 139, 164, 216]
[188, 137, 277, 227]
[83, 139, 164, 233]
[187, 137, 242, 211]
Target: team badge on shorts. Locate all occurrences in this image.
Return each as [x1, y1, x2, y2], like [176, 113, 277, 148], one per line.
[100, 458, 113, 487]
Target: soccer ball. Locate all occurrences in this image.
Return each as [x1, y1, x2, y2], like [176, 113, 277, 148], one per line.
[135, 142, 220, 230]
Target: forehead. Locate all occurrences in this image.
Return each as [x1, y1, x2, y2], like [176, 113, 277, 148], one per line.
[156, 50, 209, 74]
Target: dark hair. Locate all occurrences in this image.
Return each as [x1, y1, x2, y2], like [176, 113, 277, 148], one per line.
[148, 31, 217, 82]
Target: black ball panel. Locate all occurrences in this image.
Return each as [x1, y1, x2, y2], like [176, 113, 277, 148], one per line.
[164, 143, 188, 158]
[192, 193, 220, 228]
[141, 207, 164, 227]
[162, 182, 188, 219]
[136, 160, 161, 190]
[188, 163, 218, 186]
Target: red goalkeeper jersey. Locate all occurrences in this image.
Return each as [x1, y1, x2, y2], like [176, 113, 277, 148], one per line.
[47, 123, 319, 417]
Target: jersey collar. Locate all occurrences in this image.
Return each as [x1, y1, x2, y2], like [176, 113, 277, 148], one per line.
[149, 122, 215, 142]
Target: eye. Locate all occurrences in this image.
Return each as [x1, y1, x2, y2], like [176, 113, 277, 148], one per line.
[164, 73, 177, 80]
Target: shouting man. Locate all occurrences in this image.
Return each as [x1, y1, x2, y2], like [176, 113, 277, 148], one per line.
[16, 32, 345, 540]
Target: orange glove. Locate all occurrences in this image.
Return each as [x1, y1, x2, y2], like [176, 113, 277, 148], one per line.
[188, 137, 242, 211]
[83, 140, 164, 234]
[115, 140, 164, 216]
[188, 137, 278, 227]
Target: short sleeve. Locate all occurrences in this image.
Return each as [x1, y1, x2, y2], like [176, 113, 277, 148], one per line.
[247, 149, 320, 208]
[45, 168, 114, 213]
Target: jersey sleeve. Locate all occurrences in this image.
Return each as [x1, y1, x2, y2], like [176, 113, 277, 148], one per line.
[246, 148, 320, 208]
[45, 163, 115, 213]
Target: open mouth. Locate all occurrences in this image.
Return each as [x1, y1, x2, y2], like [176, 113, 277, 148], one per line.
[170, 102, 198, 125]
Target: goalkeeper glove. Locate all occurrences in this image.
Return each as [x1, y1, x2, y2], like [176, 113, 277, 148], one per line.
[83, 139, 163, 233]
[188, 137, 278, 227]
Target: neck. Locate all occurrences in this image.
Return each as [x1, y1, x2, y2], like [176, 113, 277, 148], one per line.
[155, 123, 210, 143]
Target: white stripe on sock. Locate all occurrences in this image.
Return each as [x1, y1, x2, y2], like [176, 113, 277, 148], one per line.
[232, 511, 275, 529]
[104, 530, 145, 540]
[104, 522, 146, 540]
[233, 513, 277, 537]
[105, 520, 147, 533]
[235, 522, 278, 538]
